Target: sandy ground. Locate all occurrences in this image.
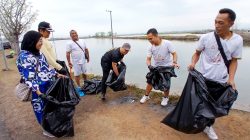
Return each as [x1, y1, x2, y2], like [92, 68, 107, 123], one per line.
[1, 51, 250, 140]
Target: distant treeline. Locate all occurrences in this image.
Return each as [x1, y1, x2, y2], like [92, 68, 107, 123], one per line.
[51, 30, 250, 46]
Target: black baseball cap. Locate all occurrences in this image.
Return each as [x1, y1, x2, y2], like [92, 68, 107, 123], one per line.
[38, 21, 54, 32]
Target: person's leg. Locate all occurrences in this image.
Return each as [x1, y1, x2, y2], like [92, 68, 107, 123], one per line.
[73, 64, 85, 96]
[80, 63, 87, 82]
[203, 120, 218, 139]
[161, 76, 172, 106]
[163, 90, 169, 97]
[82, 73, 87, 81]
[75, 76, 81, 87]
[31, 81, 51, 125]
[101, 69, 110, 100]
[161, 90, 170, 106]
[31, 92, 44, 124]
[145, 83, 153, 95]
[73, 64, 81, 87]
[140, 83, 152, 103]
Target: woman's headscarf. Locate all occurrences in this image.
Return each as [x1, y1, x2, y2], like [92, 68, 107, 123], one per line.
[21, 30, 42, 56]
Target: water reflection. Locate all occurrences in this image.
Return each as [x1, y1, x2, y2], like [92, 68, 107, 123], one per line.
[53, 38, 250, 111]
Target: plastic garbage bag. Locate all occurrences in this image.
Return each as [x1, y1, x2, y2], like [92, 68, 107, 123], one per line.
[146, 66, 177, 91]
[161, 69, 238, 134]
[42, 77, 80, 137]
[106, 62, 127, 91]
[56, 60, 71, 76]
[82, 79, 102, 95]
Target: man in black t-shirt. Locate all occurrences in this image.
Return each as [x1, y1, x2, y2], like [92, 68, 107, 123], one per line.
[100, 43, 131, 100]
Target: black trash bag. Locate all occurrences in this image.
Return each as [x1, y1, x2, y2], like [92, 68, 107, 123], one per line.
[56, 60, 71, 77]
[146, 66, 177, 91]
[161, 69, 238, 134]
[106, 62, 127, 91]
[42, 77, 80, 137]
[81, 79, 102, 95]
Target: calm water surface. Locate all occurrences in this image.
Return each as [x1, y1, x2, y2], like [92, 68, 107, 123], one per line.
[53, 38, 250, 111]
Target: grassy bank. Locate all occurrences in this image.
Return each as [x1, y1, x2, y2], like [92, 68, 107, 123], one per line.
[83, 74, 180, 104]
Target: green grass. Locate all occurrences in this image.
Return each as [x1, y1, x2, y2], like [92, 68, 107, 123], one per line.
[126, 84, 180, 104]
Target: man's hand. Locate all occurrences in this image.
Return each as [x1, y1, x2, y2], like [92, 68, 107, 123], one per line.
[172, 62, 180, 69]
[86, 58, 89, 63]
[227, 79, 236, 90]
[68, 62, 73, 68]
[188, 63, 195, 71]
[148, 65, 155, 71]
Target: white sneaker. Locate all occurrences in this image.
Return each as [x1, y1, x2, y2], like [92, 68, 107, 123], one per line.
[43, 130, 55, 138]
[203, 126, 218, 140]
[161, 97, 169, 106]
[140, 95, 150, 103]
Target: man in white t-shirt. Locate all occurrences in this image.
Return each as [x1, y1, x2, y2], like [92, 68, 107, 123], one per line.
[66, 30, 90, 95]
[140, 28, 179, 106]
[188, 8, 243, 140]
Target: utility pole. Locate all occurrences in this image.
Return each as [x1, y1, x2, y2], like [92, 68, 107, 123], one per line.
[0, 31, 9, 71]
[106, 10, 114, 48]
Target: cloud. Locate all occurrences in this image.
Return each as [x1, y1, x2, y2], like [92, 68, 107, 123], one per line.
[28, 0, 250, 37]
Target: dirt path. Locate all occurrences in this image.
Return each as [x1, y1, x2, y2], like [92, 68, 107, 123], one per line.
[1, 52, 250, 140]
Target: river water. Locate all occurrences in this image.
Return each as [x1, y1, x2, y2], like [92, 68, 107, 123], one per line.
[53, 38, 250, 112]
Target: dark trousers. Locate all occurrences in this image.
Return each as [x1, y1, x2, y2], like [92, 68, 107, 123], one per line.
[101, 62, 111, 95]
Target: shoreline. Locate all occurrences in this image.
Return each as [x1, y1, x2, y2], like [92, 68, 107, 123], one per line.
[1, 50, 250, 139]
[52, 32, 250, 46]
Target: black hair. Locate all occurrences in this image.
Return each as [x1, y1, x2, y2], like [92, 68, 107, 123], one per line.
[146, 28, 158, 36]
[219, 8, 236, 21]
[21, 30, 42, 56]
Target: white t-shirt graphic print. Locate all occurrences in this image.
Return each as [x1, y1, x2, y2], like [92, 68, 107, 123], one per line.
[147, 40, 176, 67]
[196, 32, 243, 83]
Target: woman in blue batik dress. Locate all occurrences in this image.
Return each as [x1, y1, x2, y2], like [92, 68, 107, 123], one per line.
[16, 30, 65, 137]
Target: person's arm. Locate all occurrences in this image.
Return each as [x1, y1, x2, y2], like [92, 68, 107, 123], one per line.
[85, 48, 90, 63]
[66, 51, 72, 68]
[112, 62, 119, 76]
[227, 58, 238, 90]
[188, 50, 201, 70]
[40, 41, 62, 70]
[171, 52, 179, 69]
[17, 54, 41, 94]
[146, 56, 151, 66]
[36, 89, 42, 96]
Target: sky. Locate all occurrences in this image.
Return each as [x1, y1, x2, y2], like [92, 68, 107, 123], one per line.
[29, 0, 250, 37]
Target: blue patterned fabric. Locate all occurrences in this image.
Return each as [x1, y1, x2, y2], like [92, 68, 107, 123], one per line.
[16, 50, 57, 124]
[16, 50, 56, 92]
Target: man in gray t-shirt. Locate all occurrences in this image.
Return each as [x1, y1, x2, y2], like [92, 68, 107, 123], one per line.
[188, 8, 243, 140]
[140, 28, 179, 106]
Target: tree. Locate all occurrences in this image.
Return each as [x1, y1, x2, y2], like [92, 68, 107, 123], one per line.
[95, 32, 100, 37]
[107, 31, 112, 37]
[100, 32, 105, 37]
[0, 0, 38, 54]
